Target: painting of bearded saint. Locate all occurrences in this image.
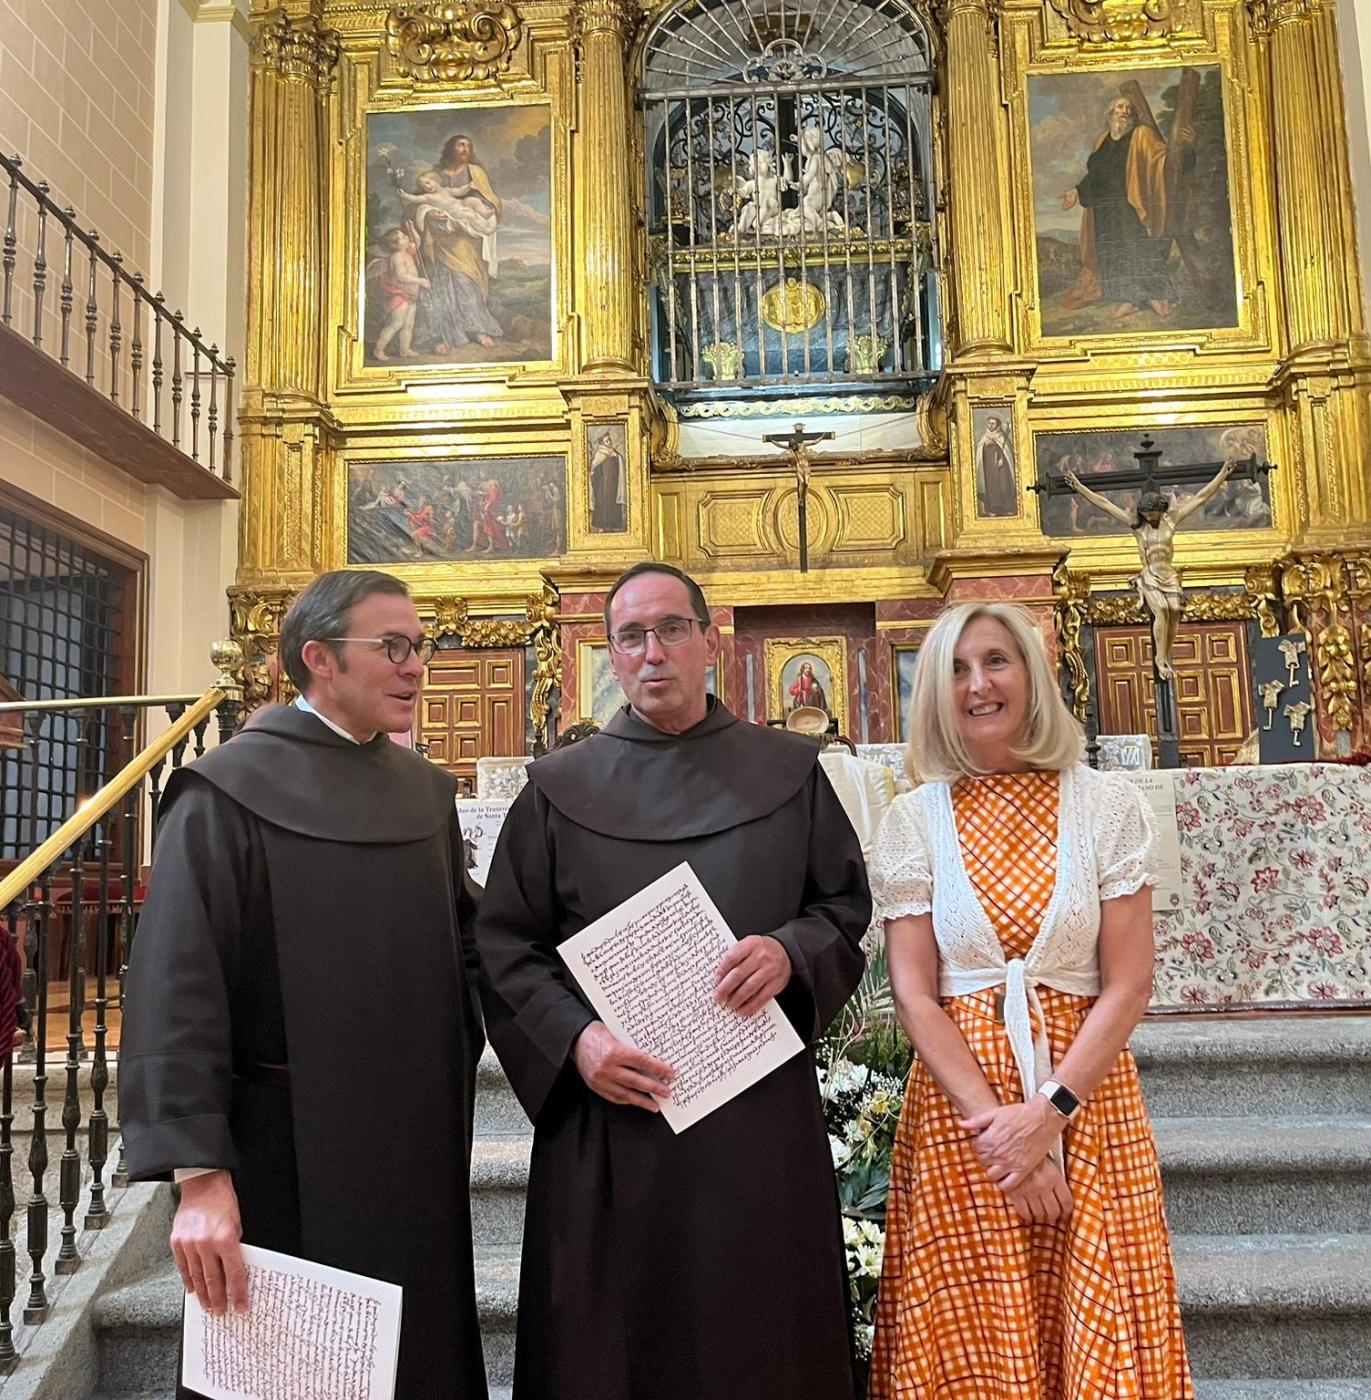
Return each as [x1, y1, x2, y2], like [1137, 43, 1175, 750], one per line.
[1030, 66, 1238, 337]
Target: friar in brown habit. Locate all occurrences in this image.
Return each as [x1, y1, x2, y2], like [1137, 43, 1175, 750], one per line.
[119, 570, 487, 1399]
[477, 562, 870, 1400]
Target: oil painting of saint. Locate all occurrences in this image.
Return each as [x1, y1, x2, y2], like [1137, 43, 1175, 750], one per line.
[1030, 66, 1238, 338]
[588, 423, 628, 533]
[973, 409, 1017, 518]
[365, 106, 552, 367]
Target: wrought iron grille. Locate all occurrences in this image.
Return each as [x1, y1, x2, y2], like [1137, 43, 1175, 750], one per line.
[0, 508, 134, 860]
[641, 0, 939, 401]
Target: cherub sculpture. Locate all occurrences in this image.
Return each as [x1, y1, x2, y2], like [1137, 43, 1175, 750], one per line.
[734, 150, 786, 238]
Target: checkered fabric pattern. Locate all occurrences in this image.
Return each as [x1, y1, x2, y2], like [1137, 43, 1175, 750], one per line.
[869, 771, 1192, 1400]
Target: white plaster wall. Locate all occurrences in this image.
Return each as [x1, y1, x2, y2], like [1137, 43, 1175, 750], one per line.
[0, 0, 249, 699]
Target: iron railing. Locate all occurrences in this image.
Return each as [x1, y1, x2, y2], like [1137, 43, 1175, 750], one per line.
[1, 152, 236, 485]
[0, 644, 241, 1365]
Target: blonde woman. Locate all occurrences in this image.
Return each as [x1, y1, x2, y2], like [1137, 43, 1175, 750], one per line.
[868, 602, 1190, 1399]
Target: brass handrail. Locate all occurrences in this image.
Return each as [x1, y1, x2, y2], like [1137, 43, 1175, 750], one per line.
[0, 694, 202, 713]
[0, 685, 226, 910]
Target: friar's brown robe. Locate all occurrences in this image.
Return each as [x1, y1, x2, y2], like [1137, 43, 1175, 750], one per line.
[476, 700, 870, 1400]
[118, 704, 487, 1400]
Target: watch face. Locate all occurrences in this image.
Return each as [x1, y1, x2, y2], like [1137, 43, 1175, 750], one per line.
[1048, 1084, 1079, 1116]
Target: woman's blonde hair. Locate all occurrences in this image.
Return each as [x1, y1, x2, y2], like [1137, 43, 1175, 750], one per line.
[903, 601, 1084, 783]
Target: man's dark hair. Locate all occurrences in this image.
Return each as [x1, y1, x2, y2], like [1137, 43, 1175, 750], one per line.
[1137, 491, 1169, 522]
[603, 562, 710, 634]
[280, 570, 412, 694]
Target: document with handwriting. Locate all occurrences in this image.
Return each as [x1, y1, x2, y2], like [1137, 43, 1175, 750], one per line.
[558, 861, 804, 1133]
[181, 1245, 402, 1400]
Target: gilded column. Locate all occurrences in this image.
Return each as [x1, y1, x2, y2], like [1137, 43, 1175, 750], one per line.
[940, 0, 1012, 355]
[239, 4, 339, 581]
[1257, 0, 1365, 354]
[575, 0, 637, 372]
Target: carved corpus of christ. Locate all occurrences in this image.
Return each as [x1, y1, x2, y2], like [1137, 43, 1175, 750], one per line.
[1062, 457, 1237, 682]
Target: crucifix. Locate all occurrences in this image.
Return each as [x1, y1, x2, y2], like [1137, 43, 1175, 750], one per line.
[1031, 436, 1277, 768]
[763, 422, 835, 573]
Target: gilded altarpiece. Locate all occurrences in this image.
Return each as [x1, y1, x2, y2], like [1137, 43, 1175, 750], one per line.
[234, 0, 1371, 757]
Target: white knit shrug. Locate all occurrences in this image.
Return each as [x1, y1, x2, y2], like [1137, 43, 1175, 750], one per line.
[869, 763, 1157, 1108]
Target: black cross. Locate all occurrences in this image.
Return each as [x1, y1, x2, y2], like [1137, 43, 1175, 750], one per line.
[1029, 435, 1277, 500]
[762, 422, 835, 573]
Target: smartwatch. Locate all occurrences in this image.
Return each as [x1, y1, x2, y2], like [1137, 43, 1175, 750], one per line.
[1038, 1079, 1082, 1121]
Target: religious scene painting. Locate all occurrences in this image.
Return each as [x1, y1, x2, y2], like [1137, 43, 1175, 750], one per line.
[587, 422, 628, 533]
[972, 406, 1017, 518]
[765, 638, 848, 735]
[347, 457, 566, 564]
[363, 105, 553, 368]
[1029, 65, 1239, 339]
[1035, 425, 1272, 538]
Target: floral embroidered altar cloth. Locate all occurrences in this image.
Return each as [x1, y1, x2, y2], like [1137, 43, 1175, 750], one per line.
[1146, 763, 1371, 1010]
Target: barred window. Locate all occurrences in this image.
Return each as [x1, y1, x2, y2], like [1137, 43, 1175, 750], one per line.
[0, 503, 139, 861]
[641, 0, 940, 406]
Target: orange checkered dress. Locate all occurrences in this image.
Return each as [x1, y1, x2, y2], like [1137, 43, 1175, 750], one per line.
[869, 770, 1192, 1400]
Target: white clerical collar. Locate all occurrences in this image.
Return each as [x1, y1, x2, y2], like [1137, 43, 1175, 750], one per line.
[294, 695, 373, 745]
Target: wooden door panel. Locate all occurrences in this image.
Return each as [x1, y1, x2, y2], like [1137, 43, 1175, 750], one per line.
[1094, 621, 1253, 768]
[420, 648, 526, 792]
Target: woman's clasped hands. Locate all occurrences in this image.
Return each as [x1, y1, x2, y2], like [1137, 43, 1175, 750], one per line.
[960, 1099, 1074, 1225]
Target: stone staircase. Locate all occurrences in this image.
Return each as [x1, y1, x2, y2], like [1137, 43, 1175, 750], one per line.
[80, 1015, 1371, 1398]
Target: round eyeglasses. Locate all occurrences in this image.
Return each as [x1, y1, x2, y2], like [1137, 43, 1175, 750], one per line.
[608, 617, 708, 656]
[324, 635, 437, 665]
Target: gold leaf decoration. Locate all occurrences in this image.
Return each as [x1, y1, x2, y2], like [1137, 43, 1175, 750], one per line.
[386, 2, 523, 83]
[1047, 0, 1174, 43]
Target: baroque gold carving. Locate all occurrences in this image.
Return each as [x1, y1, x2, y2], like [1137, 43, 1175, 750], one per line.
[1047, 0, 1174, 42]
[464, 620, 538, 646]
[385, 2, 523, 83]
[1247, 0, 1321, 36]
[1183, 593, 1257, 623]
[526, 585, 562, 753]
[229, 587, 297, 711]
[252, 10, 341, 86]
[1086, 595, 1146, 626]
[1245, 565, 1283, 638]
[1052, 562, 1091, 723]
[1279, 555, 1357, 736]
[426, 596, 471, 641]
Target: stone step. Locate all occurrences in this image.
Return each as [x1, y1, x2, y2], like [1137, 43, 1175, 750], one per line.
[92, 1260, 184, 1398]
[1194, 1384, 1371, 1399]
[1132, 1016, 1371, 1118]
[1174, 1234, 1371, 1380]
[95, 1253, 524, 1396]
[1153, 1116, 1371, 1235]
[475, 1047, 530, 1137]
[466, 1114, 1371, 1246]
[471, 1133, 532, 1248]
[475, 1017, 1371, 1126]
[476, 1244, 520, 1389]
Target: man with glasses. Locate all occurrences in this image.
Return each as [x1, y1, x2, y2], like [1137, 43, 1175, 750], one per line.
[477, 560, 870, 1400]
[119, 569, 487, 1399]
